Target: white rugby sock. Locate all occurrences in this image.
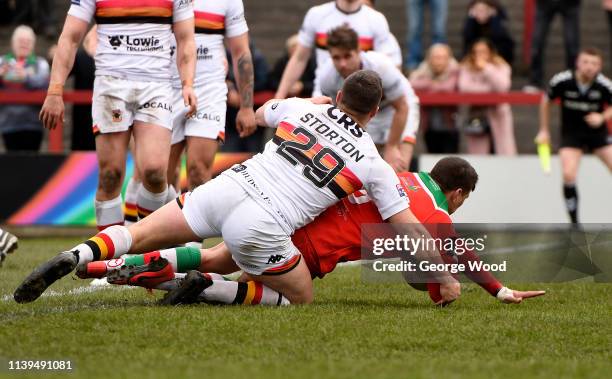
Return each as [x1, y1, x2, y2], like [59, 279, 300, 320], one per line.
[95, 195, 124, 231]
[72, 225, 133, 264]
[199, 279, 290, 306]
[166, 184, 178, 204]
[137, 186, 168, 219]
[123, 177, 140, 225]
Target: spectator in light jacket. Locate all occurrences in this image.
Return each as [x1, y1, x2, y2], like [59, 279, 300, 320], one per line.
[410, 43, 460, 153]
[459, 38, 516, 155]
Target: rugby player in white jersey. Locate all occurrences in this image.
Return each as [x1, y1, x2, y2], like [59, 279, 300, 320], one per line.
[168, 0, 256, 189]
[39, 0, 197, 229]
[275, 0, 401, 99]
[318, 26, 420, 172]
[15, 70, 460, 306]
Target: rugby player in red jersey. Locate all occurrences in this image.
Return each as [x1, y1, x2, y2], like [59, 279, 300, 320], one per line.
[80, 157, 545, 306]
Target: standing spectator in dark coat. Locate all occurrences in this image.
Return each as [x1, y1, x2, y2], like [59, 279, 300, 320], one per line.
[69, 26, 97, 151]
[463, 0, 515, 66]
[525, 0, 581, 90]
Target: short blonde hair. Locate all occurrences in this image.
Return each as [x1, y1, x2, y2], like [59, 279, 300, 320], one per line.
[12, 25, 36, 46]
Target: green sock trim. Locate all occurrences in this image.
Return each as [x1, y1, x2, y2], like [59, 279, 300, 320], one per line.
[176, 246, 202, 272]
[124, 255, 145, 266]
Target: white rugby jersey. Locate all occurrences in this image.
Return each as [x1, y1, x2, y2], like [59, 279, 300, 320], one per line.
[317, 51, 420, 140]
[171, 0, 248, 88]
[298, 1, 401, 83]
[68, 0, 193, 82]
[223, 98, 409, 234]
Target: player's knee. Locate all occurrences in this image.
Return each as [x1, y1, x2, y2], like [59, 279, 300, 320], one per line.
[285, 287, 314, 305]
[98, 166, 123, 194]
[141, 166, 167, 188]
[187, 164, 211, 188]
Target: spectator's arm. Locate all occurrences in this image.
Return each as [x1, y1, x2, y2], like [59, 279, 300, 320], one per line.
[481, 63, 511, 92]
[409, 71, 433, 91]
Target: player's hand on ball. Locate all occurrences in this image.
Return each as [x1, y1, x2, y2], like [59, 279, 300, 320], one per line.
[182, 85, 198, 118]
[437, 279, 461, 306]
[584, 112, 605, 128]
[236, 107, 257, 138]
[39, 95, 64, 130]
[496, 286, 546, 304]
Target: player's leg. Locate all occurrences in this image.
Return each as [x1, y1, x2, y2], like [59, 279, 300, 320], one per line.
[186, 137, 219, 189]
[559, 147, 582, 224]
[132, 81, 174, 219]
[593, 144, 612, 172]
[183, 83, 227, 189]
[95, 131, 131, 230]
[14, 196, 204, 303]
[167, 141, 184, 193]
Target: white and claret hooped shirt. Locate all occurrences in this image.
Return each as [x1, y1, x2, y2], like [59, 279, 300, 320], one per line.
[68, 0, 194, 82]
[170, 0, 249, 89]
[224, 98, 409, 235]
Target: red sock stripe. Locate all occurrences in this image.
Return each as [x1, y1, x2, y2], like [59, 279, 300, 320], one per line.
[97, 232, 116, 259]
[143, 251, 161, 264]
[97, 221, 124, 231]
[252, 282, 263, 305]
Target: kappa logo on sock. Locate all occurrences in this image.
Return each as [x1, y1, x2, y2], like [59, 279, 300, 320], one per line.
[107, 258, 125, 268]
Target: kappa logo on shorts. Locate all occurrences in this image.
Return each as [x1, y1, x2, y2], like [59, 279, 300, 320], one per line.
[266, 254, 286, 264]
[111, 109, 122, 123]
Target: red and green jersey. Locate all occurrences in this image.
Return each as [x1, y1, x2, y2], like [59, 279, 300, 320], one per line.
[291, 171, 502, 297]
[292, 172, 454, 278]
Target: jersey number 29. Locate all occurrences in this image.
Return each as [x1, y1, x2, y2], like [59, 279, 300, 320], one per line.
[276, 127, 346, 188]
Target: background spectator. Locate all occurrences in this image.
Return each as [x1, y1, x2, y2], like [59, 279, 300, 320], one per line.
[268, 35, 316, 97]
[605, 0, 612, 58]
[69, 26, 97, 151]
[405, 0, 448, 72]
[459, 39, 516, 155]
[463, 0, 515, 66]
[222, 41, 269, 153]
[526, 0, 581, 90]
[0, 25, 49, 152]
[410, 43, 460, 153]
[11, 0, 55, 38]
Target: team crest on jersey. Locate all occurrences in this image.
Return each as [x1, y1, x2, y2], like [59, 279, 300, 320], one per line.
[396, 184, 407, 198]
[407, 185, 420, 192]
[111, 109, 122, 123]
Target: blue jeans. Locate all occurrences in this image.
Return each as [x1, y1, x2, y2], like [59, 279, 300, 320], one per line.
[406, 0, 448, 70]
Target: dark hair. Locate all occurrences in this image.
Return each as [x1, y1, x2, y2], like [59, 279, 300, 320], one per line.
[339, 70, 383, 114]
[579, 47, 604, 61]
[430, 157, 479, 193]
[327, 25, 359, 52]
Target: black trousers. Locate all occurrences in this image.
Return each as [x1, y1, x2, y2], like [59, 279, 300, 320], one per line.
[529, 0, 581, 87]
[2, 130, 43, 152]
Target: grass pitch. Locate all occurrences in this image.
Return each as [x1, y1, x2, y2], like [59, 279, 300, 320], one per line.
[0, 238, 610, 379]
